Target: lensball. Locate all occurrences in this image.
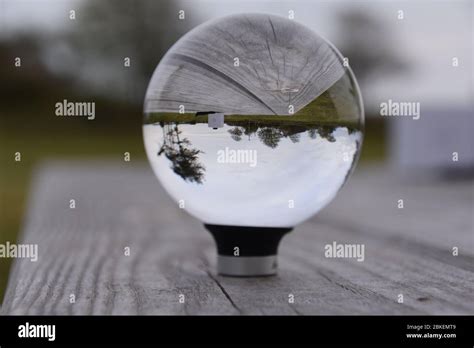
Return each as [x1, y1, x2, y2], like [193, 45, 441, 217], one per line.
[143, 13, 364, 276]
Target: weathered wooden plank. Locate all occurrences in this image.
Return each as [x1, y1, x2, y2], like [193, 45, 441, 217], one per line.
[145, 13, 345, 115]
[2, 161, 473, 315]
[318, 165, 474, 258]
[1, 162, 238, 315]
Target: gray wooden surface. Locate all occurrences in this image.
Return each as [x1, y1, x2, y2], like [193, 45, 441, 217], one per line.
[2, 161, 473, 315]
[145, 13, 345, 115]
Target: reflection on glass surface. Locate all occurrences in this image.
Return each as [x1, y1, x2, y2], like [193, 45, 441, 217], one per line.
[144, 121, 361, 227]
[143, 13, 364, 228]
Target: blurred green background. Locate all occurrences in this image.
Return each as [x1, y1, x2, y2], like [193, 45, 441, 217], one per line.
[0, 0, 394, 301]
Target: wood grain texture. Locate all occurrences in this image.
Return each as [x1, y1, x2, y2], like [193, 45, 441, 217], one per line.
[145, 13, 345, 115]
[2, 161, 473, 315]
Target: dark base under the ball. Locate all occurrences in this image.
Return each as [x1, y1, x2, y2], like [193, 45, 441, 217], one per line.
[204, 224, 293, 277]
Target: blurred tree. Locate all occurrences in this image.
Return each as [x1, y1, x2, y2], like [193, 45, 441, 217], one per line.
[228, 127, 243, 142]
[288, 133, 300, 143]
[317, 127, 336, 143]
[257, 127, 284, 149]
[158, 124, 205, 184]
[335, 10, 408, 111]
[307, 128, 318, 139]
[65, 0, 197, 105]
[242, 122, 259, 139]
[0, 37, 59, 105]
[0, 0, 199, 129]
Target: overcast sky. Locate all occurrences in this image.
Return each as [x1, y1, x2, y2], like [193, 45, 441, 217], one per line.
[1, 0, 472, 110]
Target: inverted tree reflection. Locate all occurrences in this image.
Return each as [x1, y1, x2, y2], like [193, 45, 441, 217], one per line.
[158, 124, 206, 184]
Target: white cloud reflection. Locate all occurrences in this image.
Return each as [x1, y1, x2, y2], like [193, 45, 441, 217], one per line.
[144, 123, 361, 227]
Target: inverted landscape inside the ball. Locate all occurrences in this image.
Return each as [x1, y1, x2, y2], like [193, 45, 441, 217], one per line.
[142, 13, 364, 227]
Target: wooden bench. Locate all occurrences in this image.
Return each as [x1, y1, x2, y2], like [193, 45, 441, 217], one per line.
[2, 161, 473, 314]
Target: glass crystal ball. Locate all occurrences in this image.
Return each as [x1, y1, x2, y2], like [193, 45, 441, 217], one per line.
[143, 13, 364, 228]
